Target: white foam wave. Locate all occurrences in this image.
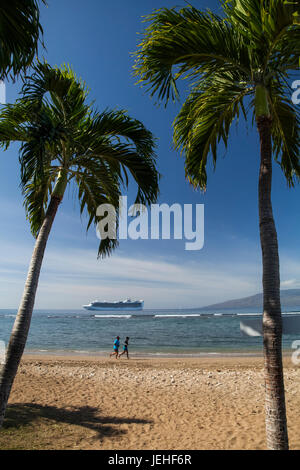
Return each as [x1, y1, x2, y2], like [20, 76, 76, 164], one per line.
[154, 314, 201, 318]
[236, 313, 261, 316]
[94, 314, 132, 319]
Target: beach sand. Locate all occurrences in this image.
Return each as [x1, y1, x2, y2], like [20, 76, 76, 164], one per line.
[1, 354, 299, 450]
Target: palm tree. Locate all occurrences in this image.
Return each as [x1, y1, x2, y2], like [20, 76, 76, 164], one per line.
[0, 0, 45, 80]
[0, 61, 159, 427]
[134, 0, 300, 450]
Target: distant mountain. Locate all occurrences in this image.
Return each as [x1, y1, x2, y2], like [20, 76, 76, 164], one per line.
[200, 289, 300, 311]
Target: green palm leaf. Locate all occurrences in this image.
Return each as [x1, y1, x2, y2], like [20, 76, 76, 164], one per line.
[0, 61, 159, 258]
[174, 74, 251, 189]
[135, 0, 299, 188]
[134, 6, 251, 103]
[0, 0, 45, 80]
[23, 168, 57, 237]
[271, 92, 300, 185]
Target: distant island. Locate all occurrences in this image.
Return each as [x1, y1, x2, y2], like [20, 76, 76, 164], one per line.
[199, 289, 300, 311]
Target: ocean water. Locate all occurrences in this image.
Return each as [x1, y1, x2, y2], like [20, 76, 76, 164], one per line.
[1, 307, 300, 357]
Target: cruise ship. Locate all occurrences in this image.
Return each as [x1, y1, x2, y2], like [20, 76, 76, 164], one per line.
[83, 299, 144, 311]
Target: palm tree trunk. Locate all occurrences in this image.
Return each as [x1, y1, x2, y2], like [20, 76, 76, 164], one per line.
[0, 196, 61, 428]
[257, 115, 289, 450]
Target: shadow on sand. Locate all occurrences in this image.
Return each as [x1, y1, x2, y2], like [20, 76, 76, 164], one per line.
[3, 403, 152, 441]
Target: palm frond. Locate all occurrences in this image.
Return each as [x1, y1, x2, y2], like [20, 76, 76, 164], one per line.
[0, 61, 159, 259]
[19, 105, 66, 187]
[135, 1, 299, 192]
[23, 167, 57, 237]
[174, 74, 252, 189]
[224, 0, 300, 75]
[82, 142, 159, 206]
[74, 110, 160, 205]
[134, 6, 251, 104]
[82, 109, 155, 156]
[270, 91, 300, 186]
[73, 169, 121, 258]
[268, 26, 300, 75]
[224, 0, 298, 41]
[0, 99, 40, 146]
[0, 0, 46, 80]
[21, 61, 90, 118]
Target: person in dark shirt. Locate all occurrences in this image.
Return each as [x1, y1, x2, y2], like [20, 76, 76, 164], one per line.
[119, 336, 130, 359]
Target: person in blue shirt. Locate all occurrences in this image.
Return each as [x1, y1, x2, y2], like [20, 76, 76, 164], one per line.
[110, 336, 120, 359]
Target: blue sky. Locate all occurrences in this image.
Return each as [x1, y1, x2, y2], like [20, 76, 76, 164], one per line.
[0, 0, 299, 309]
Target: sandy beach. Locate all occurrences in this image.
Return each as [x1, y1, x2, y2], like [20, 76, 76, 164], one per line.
[0, 354, 299, 450]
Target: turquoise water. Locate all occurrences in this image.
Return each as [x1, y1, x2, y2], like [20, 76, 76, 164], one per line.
[1, 308, 299, 356]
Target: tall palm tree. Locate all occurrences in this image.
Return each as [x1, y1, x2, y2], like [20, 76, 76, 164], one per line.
[0, 0, 45, 80]
[134, 0, 300, 450]
[0, 61, 159, 427]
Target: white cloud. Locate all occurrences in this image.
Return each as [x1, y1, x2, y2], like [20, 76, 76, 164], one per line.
[0, 240, 298, 310]
[0, 238, 260, 309]
[281, 279, 300, 288]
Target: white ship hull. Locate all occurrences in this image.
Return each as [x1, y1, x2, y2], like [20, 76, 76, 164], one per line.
[83, 299, 144, 311]
[83, 305, 143, 311]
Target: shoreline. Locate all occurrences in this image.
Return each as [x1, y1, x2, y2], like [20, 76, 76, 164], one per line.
[22, 349, 294, 359]
[24, 350, 266, 358]
[19, 352, 297, 368]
